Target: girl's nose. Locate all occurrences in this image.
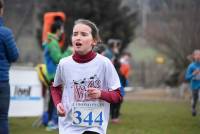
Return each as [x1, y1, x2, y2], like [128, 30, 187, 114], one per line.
[75, 34, 82, 40]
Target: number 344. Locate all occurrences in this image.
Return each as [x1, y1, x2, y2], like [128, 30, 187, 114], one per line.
[73, 111, 103, 126]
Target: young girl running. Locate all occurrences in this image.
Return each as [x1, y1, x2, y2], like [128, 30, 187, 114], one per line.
[51, 19, 122, 134]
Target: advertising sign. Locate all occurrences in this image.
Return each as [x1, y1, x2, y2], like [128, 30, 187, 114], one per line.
[9, 66, 44, 117]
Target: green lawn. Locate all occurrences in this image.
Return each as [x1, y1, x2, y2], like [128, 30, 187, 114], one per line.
[10, 100, 200, 134]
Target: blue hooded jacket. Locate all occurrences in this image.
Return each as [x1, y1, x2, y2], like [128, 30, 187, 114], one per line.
[185, 62, 200, 90]
[0, 17, 19, 82]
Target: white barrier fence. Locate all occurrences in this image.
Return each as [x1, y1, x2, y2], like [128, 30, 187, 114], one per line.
[9, 66, 44, 117]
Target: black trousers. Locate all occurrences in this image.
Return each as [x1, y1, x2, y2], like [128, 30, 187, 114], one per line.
[110, 102, 122, 119]
[192, 89, 200, 109]
[0, 82, 10, 134]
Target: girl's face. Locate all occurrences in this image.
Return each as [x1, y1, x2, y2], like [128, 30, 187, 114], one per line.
[72, 23, 96, 55]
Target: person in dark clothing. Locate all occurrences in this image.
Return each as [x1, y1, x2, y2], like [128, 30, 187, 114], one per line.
[106, 39, 126, 123]
[93, 43, 107, 55]
[110, 55, 126, 123]
[0, 0, 19, 133]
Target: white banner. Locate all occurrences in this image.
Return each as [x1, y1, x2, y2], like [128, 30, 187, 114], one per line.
[9, 66, 44, 117]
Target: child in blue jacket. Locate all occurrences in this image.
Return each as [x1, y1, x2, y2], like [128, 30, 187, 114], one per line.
[185, 49, 200, 116]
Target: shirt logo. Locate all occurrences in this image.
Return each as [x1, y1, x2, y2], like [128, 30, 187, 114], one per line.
[72, 75, 101, 101]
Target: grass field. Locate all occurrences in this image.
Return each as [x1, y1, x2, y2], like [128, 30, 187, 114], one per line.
[10, 100, 200, 134]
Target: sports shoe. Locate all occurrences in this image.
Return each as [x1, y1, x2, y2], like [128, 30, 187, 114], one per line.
[192, 108, 197, 116]
[46, 121, 58, 131]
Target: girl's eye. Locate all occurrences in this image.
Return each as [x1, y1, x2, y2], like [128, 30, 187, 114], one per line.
[72, 32, 78, 36]
[81, 32, 88, 36]
[72, 32, 90, 37]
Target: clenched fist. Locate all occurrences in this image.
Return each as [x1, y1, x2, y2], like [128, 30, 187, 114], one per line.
[87, 88, 101, 99]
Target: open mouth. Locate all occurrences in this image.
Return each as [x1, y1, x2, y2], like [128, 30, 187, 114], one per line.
[75, 42, 82, 46]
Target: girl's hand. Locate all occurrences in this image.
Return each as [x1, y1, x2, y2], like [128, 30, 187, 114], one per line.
[56, 103, 66, 117]
[87, 88, 101, 99]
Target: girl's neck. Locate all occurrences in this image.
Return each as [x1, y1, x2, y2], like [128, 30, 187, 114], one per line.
[72, 50, 97, 63]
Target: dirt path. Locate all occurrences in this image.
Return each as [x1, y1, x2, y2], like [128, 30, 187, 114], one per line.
[124, 88, 189, 101]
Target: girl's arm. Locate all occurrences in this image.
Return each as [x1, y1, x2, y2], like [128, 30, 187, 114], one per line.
[50, 84, 62, 107]
[100, 89, 122, 103]
[50, 84, 66, 116]
[51, 85, 122, 104]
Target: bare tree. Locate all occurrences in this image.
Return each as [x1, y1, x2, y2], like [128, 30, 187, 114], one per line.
[37, 0, 138, 50]
[143, 0, 200, 85]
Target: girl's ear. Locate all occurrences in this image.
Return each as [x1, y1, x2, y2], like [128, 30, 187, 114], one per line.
[92, 39, 97, 46]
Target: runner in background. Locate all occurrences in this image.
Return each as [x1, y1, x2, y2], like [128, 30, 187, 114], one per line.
[104, 39, 121, 62]
[93, 43, 107, 56]
[185, 49, 200, 116]
[105, 39, 127, 124]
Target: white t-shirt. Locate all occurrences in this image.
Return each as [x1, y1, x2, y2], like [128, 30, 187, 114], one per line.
[53, 54, 121, 134]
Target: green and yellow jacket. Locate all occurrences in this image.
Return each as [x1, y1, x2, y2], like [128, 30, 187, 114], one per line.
[43, 33, 72, 81]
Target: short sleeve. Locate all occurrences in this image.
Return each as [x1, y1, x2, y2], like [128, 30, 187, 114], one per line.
[105, 59, 121, 91]
[53, 63, 63, 86]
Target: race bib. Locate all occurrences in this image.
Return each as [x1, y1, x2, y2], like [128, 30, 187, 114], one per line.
[72, 102, 104, 127]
